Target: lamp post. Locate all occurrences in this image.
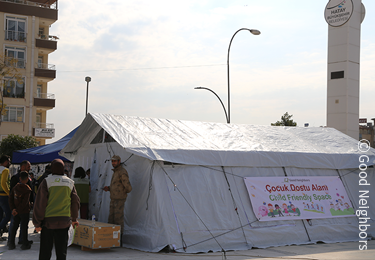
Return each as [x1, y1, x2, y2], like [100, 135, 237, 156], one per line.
[227, 28, 260, 123]
[194, 86, 229, 123]
[85, 76, 91, 116]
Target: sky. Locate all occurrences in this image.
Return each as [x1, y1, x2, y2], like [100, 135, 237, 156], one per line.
[46, 0, 375, 143]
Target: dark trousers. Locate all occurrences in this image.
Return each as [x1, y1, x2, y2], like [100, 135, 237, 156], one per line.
[0, 196, 11, 230]
[9, 214, 28, 243]
[8, 213, 29, 246]
[39, 226, 69, 260]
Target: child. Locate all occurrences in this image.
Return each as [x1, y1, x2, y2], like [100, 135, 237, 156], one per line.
[8, 171, 32, 250]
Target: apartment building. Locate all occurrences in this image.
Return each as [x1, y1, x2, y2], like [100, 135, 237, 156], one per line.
[0, 0, 58, 145]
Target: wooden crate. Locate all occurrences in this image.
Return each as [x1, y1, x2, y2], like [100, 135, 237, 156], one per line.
[73, 219, 121, 249]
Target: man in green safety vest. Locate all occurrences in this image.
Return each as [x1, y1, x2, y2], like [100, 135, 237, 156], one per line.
[33, 159, 80, 260]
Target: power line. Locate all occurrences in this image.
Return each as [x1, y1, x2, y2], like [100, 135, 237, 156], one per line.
[58, 63, 226, 73]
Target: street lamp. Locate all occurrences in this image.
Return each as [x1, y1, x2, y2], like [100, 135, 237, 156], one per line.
[194, 86, 229, 123]
[227, 28, 260, 123]
[85, 76, 91, 116]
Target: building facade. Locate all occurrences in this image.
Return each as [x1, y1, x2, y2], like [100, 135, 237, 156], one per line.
[0, 0, 58, 145]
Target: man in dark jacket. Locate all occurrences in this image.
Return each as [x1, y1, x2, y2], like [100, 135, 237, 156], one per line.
[8, 171, 32, 250]
[33, 159, 80, 260]
[9, 160, 32, 192]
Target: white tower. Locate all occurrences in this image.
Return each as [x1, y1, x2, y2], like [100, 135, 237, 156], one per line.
[325, 0, 365, 139]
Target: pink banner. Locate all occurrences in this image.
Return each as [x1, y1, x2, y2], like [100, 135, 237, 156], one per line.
[244, 177, 355, 221]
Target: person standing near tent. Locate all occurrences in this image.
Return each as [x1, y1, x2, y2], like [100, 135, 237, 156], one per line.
[33, 159, 80, 260]
[8, 171, 33, 250]
[34, 163, 51, 192]
[9, 160, 32, 192]
[85, 168, 90, 179]
[103, 155, 132, 237]
[0, 155, 11, 240]
[9, 160, 34, 245]
[72, 167, 90, 219]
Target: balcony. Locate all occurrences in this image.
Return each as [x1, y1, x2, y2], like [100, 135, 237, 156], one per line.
[38, 34, 59, 40]
[35, 122, 54, 128]
[5, 30, 27, 43]
[35, 62, 56, 80]
[34, 92, 55, 108]
[36, 35, 57, 53]
[33, 122, 55, 138]
[0, 0, 58, 21]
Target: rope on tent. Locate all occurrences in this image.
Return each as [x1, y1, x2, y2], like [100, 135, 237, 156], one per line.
[106, 142, 115, 157]
[174, 221, 257, 251]
[103, 143, 114, 163]
[180, 232, 188, 252]
[221, 166, 248, 246]
[157, 161, 225, 253]
[122, 153, 134, 166]
[228, 167, 254, 233]
[336, 169, 360, 224]
[282, 167, 312, 241]
[301, 217, 312, 237]
[199, 165, 243, 178]
[146, 161, 156, 210]
[174, 221, 296, 251]
[337, 168, 358, 179]
[282, 167, 287, 176]
[159, 162, 187, 251]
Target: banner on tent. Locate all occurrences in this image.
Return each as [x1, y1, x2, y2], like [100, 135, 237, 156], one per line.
[244, 176, 355, 221]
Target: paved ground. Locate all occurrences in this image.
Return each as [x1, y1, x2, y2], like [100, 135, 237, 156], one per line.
[0, 221, 374, 260]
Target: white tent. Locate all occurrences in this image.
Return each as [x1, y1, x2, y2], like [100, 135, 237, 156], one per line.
[60, 113, 375, 253]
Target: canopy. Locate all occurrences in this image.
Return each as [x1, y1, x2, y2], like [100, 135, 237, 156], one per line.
[61, 113, 375, 169]
[12, 127, 79, 164]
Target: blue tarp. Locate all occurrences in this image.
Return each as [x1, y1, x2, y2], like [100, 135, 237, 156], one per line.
[12, 127, 79, 164]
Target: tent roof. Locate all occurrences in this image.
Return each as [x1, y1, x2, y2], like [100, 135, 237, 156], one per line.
[12, 127, 79, 164]
[60, 113, 375, 169]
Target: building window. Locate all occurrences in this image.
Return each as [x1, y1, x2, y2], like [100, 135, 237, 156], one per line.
[36, 112, 42, 127]
[2, 106, 24, 122]
[38, 28, 45, 39]
[2, 77, 25, 98]
[37, 84, 42, 98]
[5, 46, 26, 68]
[5, 16, 26, 42]
[38, 56, 43, 68]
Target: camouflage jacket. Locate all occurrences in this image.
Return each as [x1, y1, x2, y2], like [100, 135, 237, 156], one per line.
[109, 166, 132, 200]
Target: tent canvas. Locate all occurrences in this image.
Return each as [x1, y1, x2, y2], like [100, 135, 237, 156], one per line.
[12, 127, 79, 164]
[60, 113, 375, 253]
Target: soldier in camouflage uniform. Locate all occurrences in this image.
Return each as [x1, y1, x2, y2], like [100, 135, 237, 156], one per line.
[103, 155, 132, 235]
